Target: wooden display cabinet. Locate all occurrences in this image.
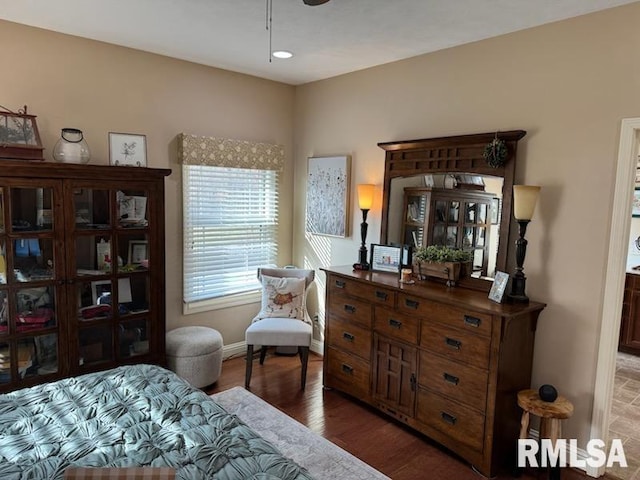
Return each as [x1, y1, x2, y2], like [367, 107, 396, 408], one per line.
[402, 187, 495, 277]
[0, 161, 170, 392]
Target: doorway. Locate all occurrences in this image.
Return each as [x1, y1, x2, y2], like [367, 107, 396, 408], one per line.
[592, 118, 640, 478]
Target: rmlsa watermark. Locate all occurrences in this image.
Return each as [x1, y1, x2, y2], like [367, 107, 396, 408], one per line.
[518, 439, 627, 469]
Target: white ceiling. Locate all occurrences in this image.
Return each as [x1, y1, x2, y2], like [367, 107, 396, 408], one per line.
[1, 0, 637, 85]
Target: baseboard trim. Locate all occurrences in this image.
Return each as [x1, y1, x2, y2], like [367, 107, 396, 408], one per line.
[223, 341, 247, 359]
[311, 339, 324, 355]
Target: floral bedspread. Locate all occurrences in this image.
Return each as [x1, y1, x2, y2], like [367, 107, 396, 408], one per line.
[0, 364, 314, 480]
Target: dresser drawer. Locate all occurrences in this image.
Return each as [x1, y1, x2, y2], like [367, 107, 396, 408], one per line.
[328, 314, 372, 361]
[329, 275, 396, 307]
[416, 388, 485, 452]
[374, 306, 419, 344]
[325, 346, 370, 399]
[418, 351, 488, 411]
[425, 300, 492, 337]
[329, 293, 372, 328]
[421, 322, 490, 369]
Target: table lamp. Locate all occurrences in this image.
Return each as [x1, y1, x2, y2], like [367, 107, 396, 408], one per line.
[353, 184, 374, 271]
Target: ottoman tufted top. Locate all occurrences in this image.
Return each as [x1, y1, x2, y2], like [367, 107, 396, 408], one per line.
[166, 326, 223, 357]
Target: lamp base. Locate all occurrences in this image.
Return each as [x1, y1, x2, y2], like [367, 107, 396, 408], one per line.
[507, 292, 530, 304]
[508, 273, 529, 304]
[353, 262, 370, 271]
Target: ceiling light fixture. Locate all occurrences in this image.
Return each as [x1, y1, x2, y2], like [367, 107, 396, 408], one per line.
[266, 0, 330, 62]
[272, 50, 293, 59]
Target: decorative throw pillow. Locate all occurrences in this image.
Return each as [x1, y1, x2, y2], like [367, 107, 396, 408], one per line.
[257, 275, 306, 321]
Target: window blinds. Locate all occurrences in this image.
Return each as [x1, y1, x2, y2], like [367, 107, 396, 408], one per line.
[183, 165, 279, 303]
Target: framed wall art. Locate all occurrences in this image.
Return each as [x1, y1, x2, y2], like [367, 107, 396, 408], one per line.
[109, 132, 147, 167]
[370, 244, 402, 273]
[305, 155, 350, 237]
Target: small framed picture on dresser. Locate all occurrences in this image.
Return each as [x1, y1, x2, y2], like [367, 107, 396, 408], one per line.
[370, 244, 402, 273]
[488, 271, 509, 303]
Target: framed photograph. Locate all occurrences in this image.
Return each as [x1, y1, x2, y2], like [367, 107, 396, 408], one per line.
[370, 244, 402, 273]
[305, 155, 350, 237]
[488, 271, 509, 303]
[128, 240, 148, 265]
[491, 197, 501, 225]
[91, 280, 112, 305]
[633, 188, 640, 218]
[91, 278, 133, 305]
[109, 132, 147, 167]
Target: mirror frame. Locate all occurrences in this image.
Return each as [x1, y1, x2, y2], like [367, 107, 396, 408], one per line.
[378, 130, 526, 291]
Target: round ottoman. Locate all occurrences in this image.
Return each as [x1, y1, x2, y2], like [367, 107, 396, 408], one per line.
[166, 326, 223, 388]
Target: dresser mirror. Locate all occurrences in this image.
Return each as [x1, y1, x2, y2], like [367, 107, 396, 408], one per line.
[378, 130, 526, 290]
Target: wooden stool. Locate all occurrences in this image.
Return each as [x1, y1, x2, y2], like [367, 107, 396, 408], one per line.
[518, 389, 574, 479]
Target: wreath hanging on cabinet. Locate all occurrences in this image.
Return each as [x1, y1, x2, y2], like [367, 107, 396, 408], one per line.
[483, 134, 508, 168]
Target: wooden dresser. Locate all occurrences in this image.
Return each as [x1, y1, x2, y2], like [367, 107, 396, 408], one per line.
[321, 266, 546, 477]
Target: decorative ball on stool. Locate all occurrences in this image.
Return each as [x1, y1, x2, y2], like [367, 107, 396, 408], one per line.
[539, 384, 558, 402]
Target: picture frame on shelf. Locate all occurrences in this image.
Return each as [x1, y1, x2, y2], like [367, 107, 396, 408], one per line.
[91, 278, 133, 305]
[488, 271, 509, 303]
[109, 132, 147, 167]
[370, 244, 402, 273]
[128, 240, 148, 265]
[91, 280, 112, 305]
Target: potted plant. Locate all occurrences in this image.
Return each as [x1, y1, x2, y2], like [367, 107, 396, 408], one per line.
[414, 245, 472, 286]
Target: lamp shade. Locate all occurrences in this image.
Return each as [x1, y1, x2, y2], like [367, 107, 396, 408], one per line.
[357, 184, 375, 210]
[513, 185, 541, 220]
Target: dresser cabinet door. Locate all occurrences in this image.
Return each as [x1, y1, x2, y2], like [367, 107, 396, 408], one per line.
[373, 333, 416, 418]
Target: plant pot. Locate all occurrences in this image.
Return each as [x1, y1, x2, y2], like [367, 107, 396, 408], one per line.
[418, 261, 464, 286]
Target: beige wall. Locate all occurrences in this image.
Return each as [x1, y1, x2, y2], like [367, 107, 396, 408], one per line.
[0, 20, 295, 346]
[293, 2, 640, 444]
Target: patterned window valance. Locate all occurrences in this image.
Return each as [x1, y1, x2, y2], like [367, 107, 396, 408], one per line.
[178, 133, 284, 171]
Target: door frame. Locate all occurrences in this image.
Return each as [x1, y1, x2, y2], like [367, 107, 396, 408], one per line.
[591, 118, 640, 477]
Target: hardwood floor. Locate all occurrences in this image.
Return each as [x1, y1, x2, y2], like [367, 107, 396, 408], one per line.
[206, 351, 601, 480]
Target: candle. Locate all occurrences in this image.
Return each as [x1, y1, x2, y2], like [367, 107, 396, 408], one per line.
[401, 268, 412, 283]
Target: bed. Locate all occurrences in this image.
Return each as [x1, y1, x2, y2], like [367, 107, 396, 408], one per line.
[0, 364, 314, 480]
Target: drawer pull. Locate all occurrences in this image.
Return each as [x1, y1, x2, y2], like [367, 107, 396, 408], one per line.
[342, 332, 355, 342]
[335, 280, 346, 289]
[443, 372, 460, 385]
[405, 299, 419, 309]
[445, 337, 462, 350]
[344, 304, 356, 314]
[441, 411, 457, 425]
[389, 318, 402, 329]
[341, 363, 354, 375]
[464, 315, 481, 328]
[375, 290, 388, 301]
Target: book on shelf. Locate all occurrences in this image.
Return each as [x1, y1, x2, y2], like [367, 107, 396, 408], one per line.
[411, 230, 419, 247]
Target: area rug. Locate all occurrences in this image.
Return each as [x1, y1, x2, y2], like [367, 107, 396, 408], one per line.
[210, 387, 390, 480]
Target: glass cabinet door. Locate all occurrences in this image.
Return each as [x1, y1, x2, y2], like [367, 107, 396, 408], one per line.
[71, 185, 152, 371]
[0, 182, 64, 389]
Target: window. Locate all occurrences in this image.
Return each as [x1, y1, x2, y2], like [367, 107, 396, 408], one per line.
[183, 165, 279, 310]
